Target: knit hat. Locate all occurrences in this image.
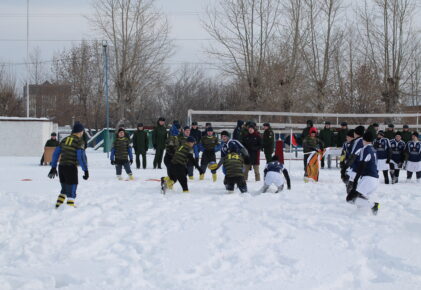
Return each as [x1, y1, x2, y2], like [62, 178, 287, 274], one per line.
[205, 122, 212, 126]
[51, 132, 57, 136]
[363, 132, 374, 142]
[206, 127, 214, 132]
[403, 124, 409, 129]
[412, 131, 419, 138]
[395, 131, 402, 137]
[263, 122, 270, 127]
[341, 122, 348, 127]
[137, 123, 143, 127]
[158, 117, 165, 122]
[373, 123, 379, 127]
[192, 121, 198, 126]
[221, 130, 230, 137]
[388, 124, 394, 128]
[354, 126, 365, 136]
[118, 127, 125, 133]
[325, 121, 331, 125]
[309, 127, 317, 135]
[184, 126, 190, 130]
[347, 129, 355, 138]
[72, 122, 84, 133]
[186, 136, 196, 143]
[377, 130, 385, 137]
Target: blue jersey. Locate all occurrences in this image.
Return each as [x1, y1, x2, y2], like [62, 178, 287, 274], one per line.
[373, 137, 391, 160]
[351, 137, 364, 171]
[221, 139, 246, 158]
[358, 144, 379, 178]
[265, 161, 284, 173]
[390, 139, 405, 163]
[405, 141, 421, 162]
[342, 140, 353, 159]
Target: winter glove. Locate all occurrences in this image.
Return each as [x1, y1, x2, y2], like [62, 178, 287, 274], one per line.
[153, 144, 157, 150]
[398, 162, 403, 169]
[386, 158, 390, 164]
[130, 159, 133, 165]
[48, 167, 58, 179]
[111, 160, 115, 165]
[83, 170, 89, 180]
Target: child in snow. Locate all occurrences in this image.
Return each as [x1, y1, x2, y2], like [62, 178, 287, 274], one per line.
[373, 130, 392, 184]
[48, 122, 89, 208]
[216, 141, 248, 193]
[389, 132, 406, 184]
[346, 132, 380, 215]
[179, 126, 195, 180]
[344, 126, 365, 194]
[404, 131, 421, 182]
[165, 136, 203, 192]
[111, 128, 134, 180]
[260, 155, 291, 193]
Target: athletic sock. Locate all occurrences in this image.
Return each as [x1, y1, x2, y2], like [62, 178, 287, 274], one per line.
[55, 193, 66, 208]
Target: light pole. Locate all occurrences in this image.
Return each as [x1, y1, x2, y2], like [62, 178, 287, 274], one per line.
[102, 41, 110, 157]
[26, 0, 30, 118]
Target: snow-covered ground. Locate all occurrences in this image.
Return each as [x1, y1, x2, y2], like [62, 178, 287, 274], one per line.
[1, 150, 421, 290]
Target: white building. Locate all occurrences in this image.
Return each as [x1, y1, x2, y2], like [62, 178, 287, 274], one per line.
[0, 117, 58, 156]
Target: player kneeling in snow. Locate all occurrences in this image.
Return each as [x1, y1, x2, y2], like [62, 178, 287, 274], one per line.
[48, 122, 89, 208]
[260, 156, 291, 193]
[111, 128, 134, 180]
[346, 132, 380, 215]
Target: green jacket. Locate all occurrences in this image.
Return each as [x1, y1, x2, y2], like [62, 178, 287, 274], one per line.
[133, 130, 149, 153]
[262, 128, 275, 151]
[172, 144, 194, 166]
[300, 127, 312, 145]
[222, 152, 244, 178]
[201, 135, 219, 151]
[59, 135, 85, 166]
[152, 124, 167, 150]
[113, 137, 131, 161]
[45, 139, 60, 147]
[303, 136, 324, 153]
[319, 127, 335, 147]
[337, 128, 348, 147]
[401, 130, 412, 143]
[239, 127, 249, 144]
[384, 130, 395, 140]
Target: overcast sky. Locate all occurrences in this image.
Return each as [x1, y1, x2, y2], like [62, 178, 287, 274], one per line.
[0, 0, 420, 83]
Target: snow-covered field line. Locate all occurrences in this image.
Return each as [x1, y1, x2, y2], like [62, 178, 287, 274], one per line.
[1, 152, 421, 290]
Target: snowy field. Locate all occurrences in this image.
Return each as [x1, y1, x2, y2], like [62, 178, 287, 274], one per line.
[1, 150, 421, 290]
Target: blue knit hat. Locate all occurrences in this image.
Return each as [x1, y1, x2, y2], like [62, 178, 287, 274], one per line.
[72, 122, 84, 133]
[186, 136, 196, 143]
[206, 127, 214, 132]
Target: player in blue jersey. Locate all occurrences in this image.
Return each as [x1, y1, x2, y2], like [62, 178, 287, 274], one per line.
[260, 155, 291, 193]
[389, 132, 406, 183]
[404, 132, 421, 182]
[346, 132, 380, 215]
[343, 126, 365, 194]
[373, 130, 392, 184]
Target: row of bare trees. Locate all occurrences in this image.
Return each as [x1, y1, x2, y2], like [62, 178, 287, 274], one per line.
[1, 0, 420, 128]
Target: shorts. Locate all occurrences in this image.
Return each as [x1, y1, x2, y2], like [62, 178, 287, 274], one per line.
[59, 164, 78, 184]
[406, 161, 421, 173]
[377, 159, 390, 171]
[356, 176, 378, 196]
[264, 171, 284, 187]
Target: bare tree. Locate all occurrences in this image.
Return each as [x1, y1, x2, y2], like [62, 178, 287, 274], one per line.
[300, 0, 343, 112]
[0, 64, 23, 116]
[29, 47, 47, 85]
[52, 41, 105, 130]
[90, 0, 172, 126]
[204, 0, 281, 105]
[359, 0, 419, 113]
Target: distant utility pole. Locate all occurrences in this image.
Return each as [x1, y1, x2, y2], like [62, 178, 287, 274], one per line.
[102, 40, 110, 157]
[26, 0, 30, 118]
